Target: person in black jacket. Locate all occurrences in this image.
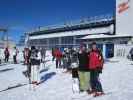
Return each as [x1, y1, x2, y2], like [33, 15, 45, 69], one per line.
[78, 44, 91, 92]
[29, 46, 41, 85]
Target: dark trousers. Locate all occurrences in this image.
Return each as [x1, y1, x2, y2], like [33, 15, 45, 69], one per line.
[131, 54, 133, 61]
[72, 68, 79, 78]
[5, 56, 9, 62]
[90, 70, 103, 92]
[27, 63, 31, 77]
[56, 59, 61, 68]
[13, 55, 17, 64]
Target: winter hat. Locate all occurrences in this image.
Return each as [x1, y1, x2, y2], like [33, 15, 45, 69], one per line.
[91, 41, 96, 45]
[31, 46, 36, 50]
[80, 43, 86, 48]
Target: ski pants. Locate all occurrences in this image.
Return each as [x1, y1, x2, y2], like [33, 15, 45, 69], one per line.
[78, 71, 91, 91]
[5, 55, 9, 62]
[90, 70, 103, 92]
[27, 64, 31, 78]
[56, 59, 61, 68]
[31, 65, 40, 83]
[13, 55, 17, 64]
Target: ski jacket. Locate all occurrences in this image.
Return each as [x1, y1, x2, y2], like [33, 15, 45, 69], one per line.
[13, 49, 18, 56]
[89, 49, 104, 70]
[37, 51, 41, 60]
[30, 49, 38, 59]
[54, 50, 62, 60]
[71, 51, 78, 63]
[78, 50, 89, 71]
[24, 49, 29, 57]
[30, 49, 40, 65]
[4, 49, 10, 56]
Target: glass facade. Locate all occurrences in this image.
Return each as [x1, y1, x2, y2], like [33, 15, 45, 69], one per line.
[61, 36, 73, 45]
[48, 38, 59, 48]
[29, 35, 85, 49]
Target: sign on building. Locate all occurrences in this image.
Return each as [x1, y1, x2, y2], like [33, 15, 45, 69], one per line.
[116, 0, 133, 35]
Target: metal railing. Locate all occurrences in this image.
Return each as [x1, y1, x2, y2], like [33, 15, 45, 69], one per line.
[27, 14, 114, 34]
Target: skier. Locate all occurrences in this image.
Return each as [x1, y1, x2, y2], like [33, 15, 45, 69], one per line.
[62, 48, 68, 70]
[39, 47, 46, 70]
[30, 46, 41, 85]
[24, 48, 30, 65]
[89, 42, 104, 97]
[71, 48, 79, 93]
[78, 44, 91, 93]
[63, 48, 72, 73]
[54, 48, 62, 69]
[4, 47, 10, 63]
[40, 47, 46, 63]
[52, 48, 55, 61]
[12, 47, 19, 64]
[71, 48, 79, 70]
[22, 47, 31, 78]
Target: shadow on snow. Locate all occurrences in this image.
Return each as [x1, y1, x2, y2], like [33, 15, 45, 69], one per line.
[40, 68, 49, 73]
[0, 68, 14, 73]
[39, 72, 56, 85]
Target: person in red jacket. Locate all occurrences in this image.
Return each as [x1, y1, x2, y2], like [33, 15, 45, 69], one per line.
[89, 42, 104, 97]
[54, 48, 62, 69]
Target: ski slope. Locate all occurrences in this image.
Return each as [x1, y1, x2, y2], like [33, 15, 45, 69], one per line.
[0, 51, 133, 100]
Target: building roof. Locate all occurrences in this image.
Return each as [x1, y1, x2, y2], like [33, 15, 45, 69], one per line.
[81, 34, 133, 40]
[29, 26, 113, 40]
[28, 15, 114, 36]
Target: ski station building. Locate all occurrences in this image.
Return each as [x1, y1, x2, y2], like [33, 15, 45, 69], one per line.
[27, 0, 133, 59]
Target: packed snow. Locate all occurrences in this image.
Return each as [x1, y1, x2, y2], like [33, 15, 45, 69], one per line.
[0, 51, 133, 100]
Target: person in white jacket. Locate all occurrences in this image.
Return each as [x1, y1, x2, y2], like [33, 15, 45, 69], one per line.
[13, 47, 19, 64]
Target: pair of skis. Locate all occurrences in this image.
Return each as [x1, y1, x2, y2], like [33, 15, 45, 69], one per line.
[72, 92, 112, 100]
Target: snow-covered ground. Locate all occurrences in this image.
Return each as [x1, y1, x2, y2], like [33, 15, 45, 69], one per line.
[0, 51, 133, 100]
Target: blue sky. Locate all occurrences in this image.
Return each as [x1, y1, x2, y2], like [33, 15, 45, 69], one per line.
[0, 0, 115, 43]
